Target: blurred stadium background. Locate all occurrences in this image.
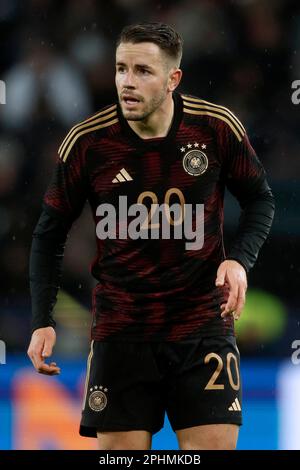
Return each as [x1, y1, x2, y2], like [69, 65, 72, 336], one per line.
[0, 0, 300, 450]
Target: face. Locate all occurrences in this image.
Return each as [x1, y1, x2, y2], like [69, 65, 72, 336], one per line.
[115, 41, 179, 121]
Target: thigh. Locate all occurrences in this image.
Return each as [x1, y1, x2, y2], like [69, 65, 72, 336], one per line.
[176, 423, 239, 450]
[165, 336, 242, 437]
[97, 430, 152, 450]
[80, 341, 165, 439]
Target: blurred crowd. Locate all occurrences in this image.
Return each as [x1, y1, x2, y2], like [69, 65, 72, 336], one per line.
[0, 0, 299, 354]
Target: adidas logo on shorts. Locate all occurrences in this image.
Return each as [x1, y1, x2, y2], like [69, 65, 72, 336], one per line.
[228, 397, 241, 411]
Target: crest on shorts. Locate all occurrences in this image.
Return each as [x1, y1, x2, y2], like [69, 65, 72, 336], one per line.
[181, 143, 208, 176]
[88, 385, 108, 412]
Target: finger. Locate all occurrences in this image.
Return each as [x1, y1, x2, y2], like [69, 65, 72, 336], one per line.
[215, 266, 226, 286]
[221, 285, 239, 317]
[27, 348, 37, 368]
[37, 362, 61, 375]
[27, 339, 42, 365]
[28, 353, 38, 370]
[32, 347, 54, 373]
[42, 339, 54, 358]
[221, 300, 236, 317]
[28, 339, 60, 375]
[49, 362, 60, 369]
[29, 342, 45, 371]
[235, 286, 246, 317]
[38, 366, 61, 376]
[32, 353, 46, 372]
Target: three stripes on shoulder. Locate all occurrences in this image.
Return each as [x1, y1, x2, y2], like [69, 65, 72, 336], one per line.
[182, 95, 245, 143]
[58, 95, 245, 163]
[58, 104, 118, 162]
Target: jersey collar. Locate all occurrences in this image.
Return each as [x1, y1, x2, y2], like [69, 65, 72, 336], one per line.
[117, 92, 183, 148]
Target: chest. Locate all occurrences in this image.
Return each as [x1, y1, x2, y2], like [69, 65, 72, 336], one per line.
[86, 127, 223, 207]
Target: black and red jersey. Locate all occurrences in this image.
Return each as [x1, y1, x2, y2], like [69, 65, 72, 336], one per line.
[33, 92, 274, 341]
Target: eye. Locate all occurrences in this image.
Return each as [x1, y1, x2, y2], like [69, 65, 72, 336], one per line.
[139, 68, 151, 75]
[117, 66, 126, 73]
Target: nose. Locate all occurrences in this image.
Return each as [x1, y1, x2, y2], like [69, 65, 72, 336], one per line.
[122, 70, 136, 89]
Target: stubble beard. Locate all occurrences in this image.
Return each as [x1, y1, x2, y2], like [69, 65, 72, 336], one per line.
[121, 87, 168, 122]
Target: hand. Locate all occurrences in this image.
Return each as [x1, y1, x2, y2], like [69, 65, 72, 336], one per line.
[215, 260, 247, 320]
[27, 326, 61, 375]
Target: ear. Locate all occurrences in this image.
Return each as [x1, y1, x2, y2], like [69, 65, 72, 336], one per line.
[167, 68, 182, 92]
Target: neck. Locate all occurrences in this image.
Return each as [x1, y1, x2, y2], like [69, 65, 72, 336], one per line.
[127, 93, 174, 139]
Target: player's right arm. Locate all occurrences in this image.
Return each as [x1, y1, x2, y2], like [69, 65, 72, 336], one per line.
[27, 326, 60, 375]
[28, 133, 89, 375]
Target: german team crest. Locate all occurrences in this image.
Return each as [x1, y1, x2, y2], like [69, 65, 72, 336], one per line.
[181, 143, 208, 176]
[88, 385, 108, 412]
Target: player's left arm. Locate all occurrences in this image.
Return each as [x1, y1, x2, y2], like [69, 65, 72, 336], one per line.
[216, 122, 275, 319]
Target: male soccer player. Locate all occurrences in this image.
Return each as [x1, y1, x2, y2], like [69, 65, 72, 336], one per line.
[28, 23, 275, 450]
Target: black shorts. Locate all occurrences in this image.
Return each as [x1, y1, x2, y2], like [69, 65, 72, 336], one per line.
[80, 335, 242, 437]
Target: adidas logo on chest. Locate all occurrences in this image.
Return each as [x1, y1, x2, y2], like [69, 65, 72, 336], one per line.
[112, 168, 133, 183]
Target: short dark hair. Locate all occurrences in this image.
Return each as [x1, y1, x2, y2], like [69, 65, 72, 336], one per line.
[116, 22, 183, 66]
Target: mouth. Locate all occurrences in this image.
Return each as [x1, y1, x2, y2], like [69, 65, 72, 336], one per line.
[122, 95, 141, 107]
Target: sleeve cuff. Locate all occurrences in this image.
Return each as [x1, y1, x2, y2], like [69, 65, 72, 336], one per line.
[225, 256, 249, 273]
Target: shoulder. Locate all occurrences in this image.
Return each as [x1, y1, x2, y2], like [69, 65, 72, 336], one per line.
[58, 103, 119, 162]
[181, 93, 245, 143]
